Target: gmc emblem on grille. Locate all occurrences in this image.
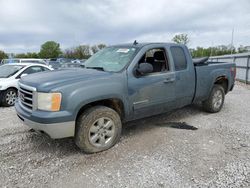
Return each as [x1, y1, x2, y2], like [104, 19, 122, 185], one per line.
[19, 93, 25, 101]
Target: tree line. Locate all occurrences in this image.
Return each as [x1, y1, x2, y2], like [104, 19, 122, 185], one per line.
[0, 34, 249, 60]
[172, 34, 249, 58]
[0, 41, 106, 60]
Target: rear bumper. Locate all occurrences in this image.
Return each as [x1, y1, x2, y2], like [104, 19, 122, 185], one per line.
[230, 83, 235, 91]
[15, 102, 75, 139]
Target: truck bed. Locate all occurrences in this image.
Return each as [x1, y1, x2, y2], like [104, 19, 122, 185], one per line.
[193, 61, 235, 103]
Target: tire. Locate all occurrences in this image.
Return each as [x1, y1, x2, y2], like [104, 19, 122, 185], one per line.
[202, 84, 225, 113]
[75, 106, 122, 153]
[1, 88, 17, 107]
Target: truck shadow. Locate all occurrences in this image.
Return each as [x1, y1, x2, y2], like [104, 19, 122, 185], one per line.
[122, 104, 201, 137]
[156, 122, 198, 130]
[24, 104, 202, 154]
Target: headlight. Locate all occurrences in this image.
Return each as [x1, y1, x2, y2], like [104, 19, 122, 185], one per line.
[37, 92, 62, 111]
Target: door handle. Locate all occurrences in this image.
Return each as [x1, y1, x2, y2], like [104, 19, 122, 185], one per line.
[163, 77, 175, 83]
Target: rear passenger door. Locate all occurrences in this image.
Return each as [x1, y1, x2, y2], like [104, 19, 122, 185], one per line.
[170, 46, 196, 108]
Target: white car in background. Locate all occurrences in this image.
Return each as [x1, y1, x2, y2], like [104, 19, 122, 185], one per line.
[0, 63, 53, 107]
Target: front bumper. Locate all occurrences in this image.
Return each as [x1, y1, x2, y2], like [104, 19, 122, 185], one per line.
[15, 101, 75, 139]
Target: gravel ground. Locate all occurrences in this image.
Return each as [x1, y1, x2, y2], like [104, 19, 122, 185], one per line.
[0, 82, 250, 188]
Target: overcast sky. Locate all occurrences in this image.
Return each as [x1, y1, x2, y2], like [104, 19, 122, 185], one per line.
[0, 0, 250, 53]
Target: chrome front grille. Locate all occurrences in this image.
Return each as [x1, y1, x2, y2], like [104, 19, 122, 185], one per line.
[18, 83, 36, 112]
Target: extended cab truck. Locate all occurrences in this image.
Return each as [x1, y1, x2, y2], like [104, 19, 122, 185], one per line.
[15, 43, 236, 153]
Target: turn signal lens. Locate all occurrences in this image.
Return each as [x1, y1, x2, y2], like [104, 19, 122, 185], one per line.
[51, 93, 62, 111]
[37, 92, 62, 111]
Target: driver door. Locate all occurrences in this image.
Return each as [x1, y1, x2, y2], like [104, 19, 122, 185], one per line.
[127, 47, 176, 120]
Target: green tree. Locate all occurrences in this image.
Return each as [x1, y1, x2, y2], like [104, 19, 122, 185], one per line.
[238, 45, 249, 53]
[190, 45, 237, 58]
[64, 45, 91, 59]
[15, 53, 27, 58]
[0, 50, 8, 60]
[91, 45, 99, 54]
[172, 34, 190, 45]
[91, 44, 107, 54]
[26, 52, 39, 58]
[39, 41, 62, 58]
[15, 52, 39, 58]
[97, 44, 106, 50]
[75, 45, 91, 59]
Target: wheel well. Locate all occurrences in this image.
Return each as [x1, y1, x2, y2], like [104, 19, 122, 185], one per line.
[7, 87, 18, 92]
[2, 87, 18, 93]
[76, 98, 125, 121]
[214, 77, 228, 93]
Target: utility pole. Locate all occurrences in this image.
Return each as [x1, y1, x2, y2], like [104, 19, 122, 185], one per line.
[210, 41, 214, 57]
[230, 28, 234, 55]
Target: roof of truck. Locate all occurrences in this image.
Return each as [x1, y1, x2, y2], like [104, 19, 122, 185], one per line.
[112, 42, 179, 48]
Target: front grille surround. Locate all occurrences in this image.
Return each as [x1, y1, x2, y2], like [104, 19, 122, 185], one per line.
[18, 82, 37, 112]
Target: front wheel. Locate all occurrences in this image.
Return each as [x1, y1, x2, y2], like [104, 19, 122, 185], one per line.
[203, 85, 225, 113]
[75, 106, 122, 153]
[1, 88, 17, 107]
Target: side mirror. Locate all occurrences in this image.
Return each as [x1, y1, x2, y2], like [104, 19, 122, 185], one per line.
[20, 73, 28, 78]
[137, 63, 153, 75]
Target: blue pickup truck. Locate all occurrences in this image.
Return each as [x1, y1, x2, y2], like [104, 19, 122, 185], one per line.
[15, 43, 236, 153]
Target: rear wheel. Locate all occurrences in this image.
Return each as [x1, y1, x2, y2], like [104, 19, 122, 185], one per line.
[203, 85, 225, 113]
[75, 106, 122, 153]
[1, 88, 17, 107]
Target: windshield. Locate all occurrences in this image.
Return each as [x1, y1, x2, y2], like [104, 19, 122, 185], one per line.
[84, 47, 138, 72]
[0, 65, 24, 78]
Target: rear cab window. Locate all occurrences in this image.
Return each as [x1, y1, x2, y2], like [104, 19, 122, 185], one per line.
[170, 46, 187, 71]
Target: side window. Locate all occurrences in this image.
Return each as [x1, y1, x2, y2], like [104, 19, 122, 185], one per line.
[22, 66, 44, 75]
[138, 48, 169, 74]
[41, 67, 50, 71]
[170, 47, 187, 71]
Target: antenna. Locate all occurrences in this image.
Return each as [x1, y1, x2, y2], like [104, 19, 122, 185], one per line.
[133, 40, 138, 45]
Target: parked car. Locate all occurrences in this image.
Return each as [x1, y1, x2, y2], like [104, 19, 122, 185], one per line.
[71, 59, 87, 64]
[48, 61, 62, 69]
[49, 58, 72, 63]
[60, 63, 85, 68]
[1, 58, 47, 65]
[0, 63, 53, 106]
[49, 59, 85, 69]
[48, 58, 71, 69]
[15, 43, 236, 153]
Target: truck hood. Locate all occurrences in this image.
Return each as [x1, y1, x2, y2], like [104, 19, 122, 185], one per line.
[20, 68, 114, 91]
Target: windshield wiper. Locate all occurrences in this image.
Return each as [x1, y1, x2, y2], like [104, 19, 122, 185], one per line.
[86, 66, 105, 71]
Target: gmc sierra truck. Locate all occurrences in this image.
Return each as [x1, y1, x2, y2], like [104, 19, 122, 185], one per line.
[15, 43, 236, 153]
